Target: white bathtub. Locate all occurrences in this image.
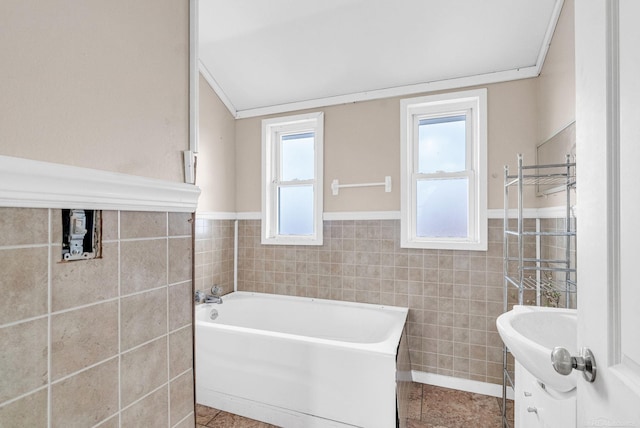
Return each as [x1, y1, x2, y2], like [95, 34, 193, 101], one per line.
[195, 291, 409, 428]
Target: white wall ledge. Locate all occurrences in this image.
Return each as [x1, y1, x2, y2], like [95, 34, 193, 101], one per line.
[198, 208, 575, 221]
[0, 155, 200, 212]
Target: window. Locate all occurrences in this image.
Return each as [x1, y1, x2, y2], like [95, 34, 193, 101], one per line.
[400, 89, 487, 250]
[262, 112, 324, 245]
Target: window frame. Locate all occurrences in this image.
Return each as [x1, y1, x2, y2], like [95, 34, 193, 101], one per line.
[400, 89, 487, 250]
[261, 112, 324, 245]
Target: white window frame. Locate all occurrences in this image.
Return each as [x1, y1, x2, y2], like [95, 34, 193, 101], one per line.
[400, 89, 487, 250]
[261, 112, 324, 245]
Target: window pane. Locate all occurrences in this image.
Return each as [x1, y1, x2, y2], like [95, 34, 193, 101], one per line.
[418, 115, 466, 173]
[281, 132, 314, 181]
[279, 185, 313, 235]
[416, 178, 468, 238]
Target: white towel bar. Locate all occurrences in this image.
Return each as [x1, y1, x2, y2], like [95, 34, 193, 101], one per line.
[331, 176, 392, 196]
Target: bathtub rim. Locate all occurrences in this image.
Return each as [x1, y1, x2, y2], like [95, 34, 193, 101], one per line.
[195, 291, 408, 356]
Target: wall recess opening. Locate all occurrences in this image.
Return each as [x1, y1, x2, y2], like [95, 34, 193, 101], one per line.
[61, 209, 102, 261]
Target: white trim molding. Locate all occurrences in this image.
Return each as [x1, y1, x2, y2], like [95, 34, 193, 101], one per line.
[235, 209, 572, 222]
[236, 212, 261, 220]
[199, 60, 238, 118]
[196, 212, 238, 220]
[411, 370, 514, 400]
[234, 67, 540, 120]
[323, 211, 401, 221]
[0, 155, 200, 212]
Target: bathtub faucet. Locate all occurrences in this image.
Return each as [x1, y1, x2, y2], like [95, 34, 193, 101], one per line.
[204, 285, 223, 304]
[194, 286, 223, 304]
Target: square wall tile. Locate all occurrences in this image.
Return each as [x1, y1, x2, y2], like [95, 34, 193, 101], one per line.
[121, 287, 168, 351]
[169, 237, 192, 284]
[121, 386, 168, 428]
[95, 416, 119, 428]
[0, 389, 47, 428]
[168, 281, 193, 331]
[51, 358, 118, 428]
[0, 318, 48, 403]
[169, 326, 193, 378]
[121, 337, 168, 407]
[170, 370, 194, 426]
[121, 239, 168, 295]
[100, 210, 119, 242]
[51, 301, 118, 381]
[51, 242, 119, 312]
[169, 212, 193, 237]
[0, 247, 48, 325]
[120, 211, 167, 239]
[0, 208, 49, 246]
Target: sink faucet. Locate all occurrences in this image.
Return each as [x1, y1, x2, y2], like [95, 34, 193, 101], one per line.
[194, 285, 223, 304]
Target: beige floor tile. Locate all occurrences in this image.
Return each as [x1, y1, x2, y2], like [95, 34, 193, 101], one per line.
[421, 385, 502, 428]
[197, 383, 507, 428]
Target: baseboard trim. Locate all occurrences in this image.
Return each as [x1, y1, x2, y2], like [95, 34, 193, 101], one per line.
[411, 370, 514, 400]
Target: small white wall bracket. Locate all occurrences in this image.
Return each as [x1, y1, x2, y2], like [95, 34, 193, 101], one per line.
[331, 176, 392, 196]
[183, 150, 196, 184]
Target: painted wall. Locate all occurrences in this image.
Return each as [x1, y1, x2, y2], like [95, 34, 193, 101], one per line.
[535, 0, 576, 209]
[0, 0, 189, 182]
[234, 79, 539, 213]
[197, 74, 237, 213]
[536, 0, 575, 144]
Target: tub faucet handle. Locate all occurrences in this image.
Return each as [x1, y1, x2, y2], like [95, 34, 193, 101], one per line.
[194, 290, 206, 303]
[211, 285, 223, 296]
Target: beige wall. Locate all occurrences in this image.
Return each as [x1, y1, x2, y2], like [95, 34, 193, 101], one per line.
[536, 0, 575, 143]
[235, 79, 539, 212]
[535, 0, 576, 209]
[0, 0, 189, 182]
[197, 75, 237, 212]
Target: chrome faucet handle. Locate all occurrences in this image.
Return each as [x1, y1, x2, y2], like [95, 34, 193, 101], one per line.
[194, 290, 206, 303]
[211, 285, 223, 296]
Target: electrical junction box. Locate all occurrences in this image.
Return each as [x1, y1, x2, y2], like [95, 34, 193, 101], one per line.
[61, 209, 101, 261]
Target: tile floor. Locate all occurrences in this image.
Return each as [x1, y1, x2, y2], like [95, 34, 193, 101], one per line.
[196, 383, 513, 428]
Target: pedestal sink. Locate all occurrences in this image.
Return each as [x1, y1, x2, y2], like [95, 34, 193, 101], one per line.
[496, 305, 578, 392]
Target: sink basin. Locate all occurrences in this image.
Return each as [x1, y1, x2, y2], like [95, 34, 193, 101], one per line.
[496, 305, 578, 392]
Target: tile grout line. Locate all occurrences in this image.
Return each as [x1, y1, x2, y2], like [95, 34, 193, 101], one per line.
[117, 210, 122, 428]
[166, 212, 171, 428]
[47, 208, 52, 428]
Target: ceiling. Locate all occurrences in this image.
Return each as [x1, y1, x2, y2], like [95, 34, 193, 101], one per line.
[198, 0, 563, 119]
